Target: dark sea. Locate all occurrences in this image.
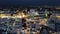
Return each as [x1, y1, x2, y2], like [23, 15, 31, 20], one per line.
[0, 0, 60, 8]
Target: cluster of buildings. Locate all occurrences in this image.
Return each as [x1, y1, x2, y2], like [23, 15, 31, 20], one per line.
[0, 7, 60, 34]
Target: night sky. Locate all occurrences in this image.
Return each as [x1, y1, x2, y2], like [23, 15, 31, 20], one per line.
[0, 0, 60, 7]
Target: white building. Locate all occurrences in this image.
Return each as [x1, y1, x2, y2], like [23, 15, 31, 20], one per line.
[28, 9, 39, 16]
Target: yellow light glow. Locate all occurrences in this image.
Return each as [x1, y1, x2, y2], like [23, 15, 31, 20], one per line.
[0, 12, 29, 18]
[56, 16, 60, 18]
[56, 16, 60, 19]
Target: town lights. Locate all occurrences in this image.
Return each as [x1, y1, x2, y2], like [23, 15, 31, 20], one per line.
[0, 12, 29, 18]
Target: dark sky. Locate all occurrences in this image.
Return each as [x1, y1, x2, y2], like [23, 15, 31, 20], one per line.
[0, 0, 60, 7]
